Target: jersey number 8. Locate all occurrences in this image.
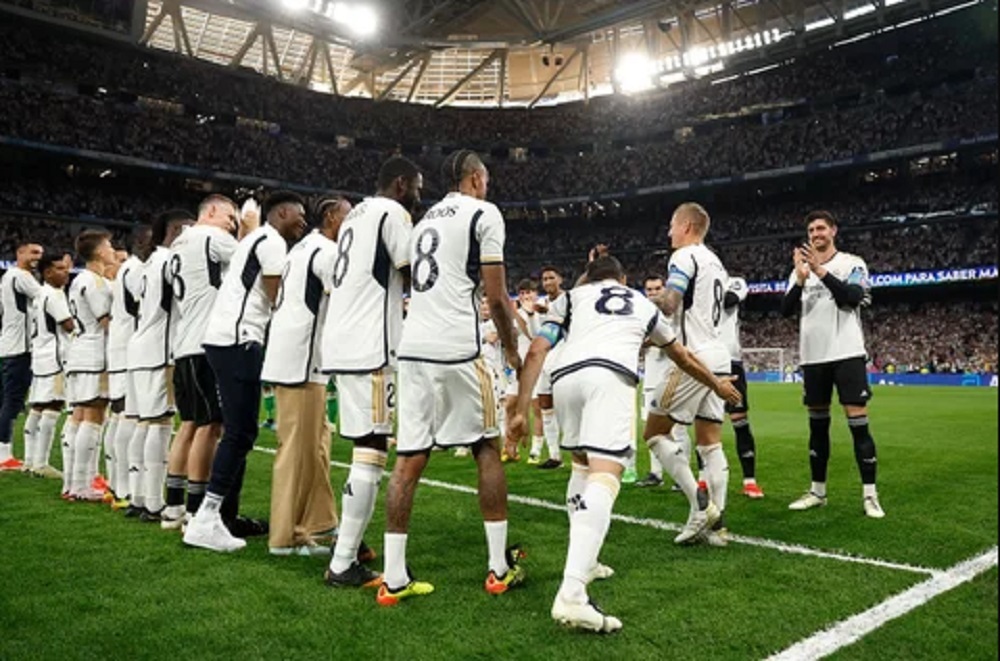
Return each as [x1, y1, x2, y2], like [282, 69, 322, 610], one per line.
[412, 228, 441, 293]
[331, 227, 355, 289]
[595, 287, 634, 316]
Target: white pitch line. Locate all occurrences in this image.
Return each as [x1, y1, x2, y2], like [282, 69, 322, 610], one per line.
[767, 546, 999, 661]
[253, 447, 939, 577]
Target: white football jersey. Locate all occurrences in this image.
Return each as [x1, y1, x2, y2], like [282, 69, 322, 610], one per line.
[667, 243, 730, 370]
[398, 193, 505, 364]
[791, 252, 870, 365]
[643, 346, 673, 389]
[30, 283, 72, 377]
[263, 231, 336, 385]
[64, 269, 112, 374]
[107, 255, 144, 373]
[515, 308, 540, 358]
[719, 276, 748, 362]
[0, 266, 43, 358]
[127, 247, 173, 370]
[170, 225, 239, 360]
[203, 224, 287, 348]
[322, 197, 412, 373]
[546, 280, 676, 385]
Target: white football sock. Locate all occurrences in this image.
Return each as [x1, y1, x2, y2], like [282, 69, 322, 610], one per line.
[143, 424, 172, 513]
[529, 435, 543, 459]
[559, 473, 620, 605]
[72, 422, 101, 495]
[128, 423, 148, 507]
[542, 409, 560, 461]
[649, 434, 701, 514]
[383, 532, 410, 590]
[113, 417, 136, 498]
[103, 414, 119, 491]
[697, 443, 730, 514]
[330, 450, 385, 574]
[23, 410, 41, 469]
[60, 420, 78, 494]
[863, 484, 878, 499]
[566, 463, 589, 524]
[37, 411, 60, 469]
[484, 520, 509, 576]
[674, 424, 692, 467]
[812, 481, 828, 498]
[0, 442, 11, 462]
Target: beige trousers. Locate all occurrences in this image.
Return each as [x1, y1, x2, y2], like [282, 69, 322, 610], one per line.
[269, 383, 338, 548]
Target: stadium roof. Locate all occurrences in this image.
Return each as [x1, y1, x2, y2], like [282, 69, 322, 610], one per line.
[140, 0, 983, 106]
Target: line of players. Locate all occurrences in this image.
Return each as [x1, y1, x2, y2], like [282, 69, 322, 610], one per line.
[0, 150, 883, 634]
[493, 267, 764, 501]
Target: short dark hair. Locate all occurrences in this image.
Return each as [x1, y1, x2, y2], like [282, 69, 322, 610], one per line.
[16, 239, 38, 250]
[644, 273, 666, 286]
[586, 256, 625, 283]
[441, 150, 485, 189]
[263, 190, 306, 220]
[540, 265, 562, 277]
[37, 250, 64, 275]
[806, 210, 838, 228]
[152, 209, 195, 247]
[517, 278, 538, 293]
[75, 229, 113, 262]
[378, 157, 421, 191]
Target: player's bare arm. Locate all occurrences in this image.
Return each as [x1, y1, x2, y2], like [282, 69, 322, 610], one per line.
[506, 335, 550, 457]
[652, 287, 684, 317]
[262, 275, 282, 308]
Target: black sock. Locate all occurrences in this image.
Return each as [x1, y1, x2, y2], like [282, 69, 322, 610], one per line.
[849, 416, 878, 485]
[187, 481, 207, 515]
[733, 419, 756, 480]
[809, 411, 832, 484]
[166, 474, 187, 508]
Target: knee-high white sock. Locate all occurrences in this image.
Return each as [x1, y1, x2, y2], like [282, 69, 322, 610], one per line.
[674, 424, 691, 467]
[485, 520, 509, 576]
[697, 443, 730, 514]
[529, 435, 543, 459]
[23, 410, 41, 470]
[37, 411, 60, 469]
[559, 474, 620, 605]
[143, 424, 172, 513]
[103, 414, 119, 490]
[113, 417, 136, 498]
[330, 449, 386, 574]
[60, 420, 78, 494]
[649, 434, 701, 514]
[566, 463, 589, 524]
[72, 422, 101, 495]
[383, 532, 410, 590]
[542, 409, 560, 461]
[128, 423, 148, 508]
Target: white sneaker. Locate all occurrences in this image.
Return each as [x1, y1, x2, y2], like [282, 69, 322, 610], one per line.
[551, 594, 622, 633]
[183, 512, 247, 553]
[863, 496, 886, 519]
[161, 506, 187, 531]
[703, 528, 730, 548]
[32, 465, 63, 480]
[789, 492, 828, 511]
[454, 447, 471, 458]
[587, 563, 615, 583]
[674, 502, 721, 545]
[269, 541, 330, 557]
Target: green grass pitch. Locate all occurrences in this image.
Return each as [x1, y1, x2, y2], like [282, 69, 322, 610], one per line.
[0, 384, 996, 659]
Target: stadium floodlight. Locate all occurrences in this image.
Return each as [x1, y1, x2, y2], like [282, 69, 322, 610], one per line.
[326, 2, 378, 38]
[614, 53, 655, 93]
[281, 0, 309, 11]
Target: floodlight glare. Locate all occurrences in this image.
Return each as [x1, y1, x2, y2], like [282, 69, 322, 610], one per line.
[614, 52, 655, 93]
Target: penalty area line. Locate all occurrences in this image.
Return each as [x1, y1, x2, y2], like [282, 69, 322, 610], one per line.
[766, 546, 998, 661]
[253, 447, 940, 577]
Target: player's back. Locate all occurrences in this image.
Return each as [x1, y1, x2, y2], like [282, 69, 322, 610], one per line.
[550, 281, 669, 385]
[399, 193, 505, 364]
[128, 247, 173, 370]
[108, 255, 143, 373]
[170, 225, 238, 360]
[324, 196, 412, 372]
[669, 243, 729, 365]
[65, 269, 111, 374]
[0, 267, 38, 357]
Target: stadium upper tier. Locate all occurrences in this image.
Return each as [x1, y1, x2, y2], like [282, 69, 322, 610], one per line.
[0, 6, 997, 202]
